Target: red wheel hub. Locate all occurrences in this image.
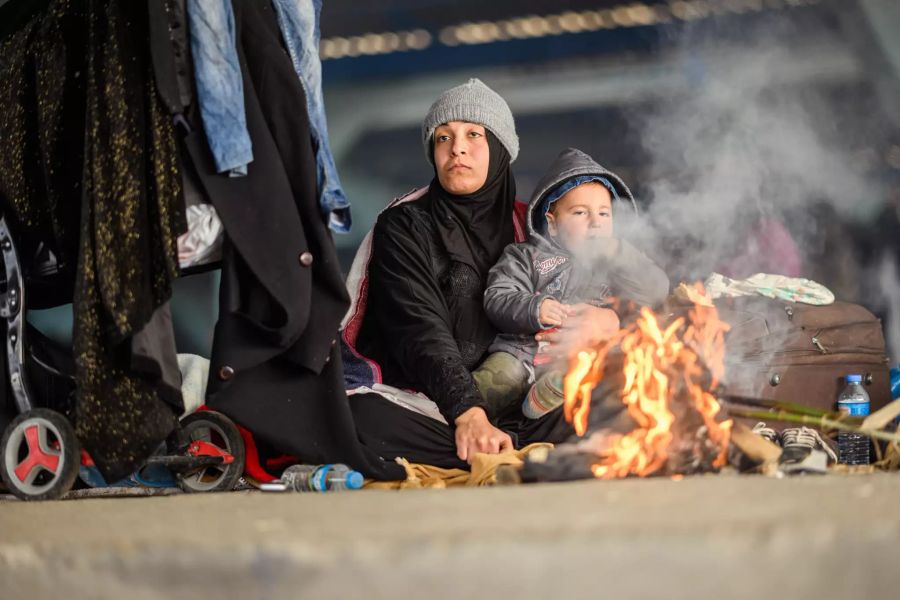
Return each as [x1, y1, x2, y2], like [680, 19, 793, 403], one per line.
[13, 424, 60, 483]
[187, 440, 234, 464]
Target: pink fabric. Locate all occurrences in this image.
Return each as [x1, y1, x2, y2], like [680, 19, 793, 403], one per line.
[718, 217, 802, 279]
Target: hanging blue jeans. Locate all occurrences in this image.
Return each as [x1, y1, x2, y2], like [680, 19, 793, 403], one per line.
[271, 0, 351, 233]
[186, 0, 253, 177]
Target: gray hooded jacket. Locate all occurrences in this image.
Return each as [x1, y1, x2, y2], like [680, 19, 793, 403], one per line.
[483, 148, 670, 362]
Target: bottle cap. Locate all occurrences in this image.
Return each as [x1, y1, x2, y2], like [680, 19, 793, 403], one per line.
[346, 470, 364, 490]
[846, 374, 862, 383]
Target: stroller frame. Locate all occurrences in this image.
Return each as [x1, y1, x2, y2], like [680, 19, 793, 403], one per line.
[0, 209, 245, 501]
[0, 213, 33, 415]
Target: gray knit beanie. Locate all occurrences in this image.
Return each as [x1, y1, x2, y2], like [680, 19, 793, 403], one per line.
[422, 78, 519, 164]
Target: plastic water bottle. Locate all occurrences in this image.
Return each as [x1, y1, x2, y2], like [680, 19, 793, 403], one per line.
[279, 463, 364, 492]
[837, 374, 870, 465]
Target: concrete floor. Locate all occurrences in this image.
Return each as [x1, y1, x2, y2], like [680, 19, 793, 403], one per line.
[2, 473, 899, 600]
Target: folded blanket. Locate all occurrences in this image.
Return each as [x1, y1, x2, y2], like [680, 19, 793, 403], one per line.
[704, 272, 834, 305]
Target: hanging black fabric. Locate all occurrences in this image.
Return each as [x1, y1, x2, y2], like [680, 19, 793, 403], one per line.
[191, 0, 403, 481]
[0, 0, 186, 481]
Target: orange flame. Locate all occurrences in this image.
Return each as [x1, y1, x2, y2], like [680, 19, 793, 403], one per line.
[563, 285, 733, 479]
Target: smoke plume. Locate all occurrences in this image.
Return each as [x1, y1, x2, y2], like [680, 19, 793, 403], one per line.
[614, 20, 899, 362]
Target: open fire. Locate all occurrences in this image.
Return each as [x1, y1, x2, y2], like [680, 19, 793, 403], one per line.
[563, 291, 733, 479]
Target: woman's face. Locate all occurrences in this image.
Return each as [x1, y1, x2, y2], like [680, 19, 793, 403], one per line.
[433, 121, 490, 195]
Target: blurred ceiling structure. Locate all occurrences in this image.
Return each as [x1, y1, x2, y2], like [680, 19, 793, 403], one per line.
[319, 0, 900, 259]
[319, 0, 835, 79]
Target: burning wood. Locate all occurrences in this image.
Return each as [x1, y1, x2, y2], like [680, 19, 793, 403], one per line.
[561, 296, 734, 479]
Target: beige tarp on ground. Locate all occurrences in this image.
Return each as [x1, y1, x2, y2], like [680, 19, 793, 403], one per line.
[365, 443, 552, 489]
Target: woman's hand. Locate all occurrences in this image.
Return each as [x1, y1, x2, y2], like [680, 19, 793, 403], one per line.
[454, 407, 513, 463]
[534, 304, 621, 357]
[538, 298, 572, 327]
[568, 304, 621, 345]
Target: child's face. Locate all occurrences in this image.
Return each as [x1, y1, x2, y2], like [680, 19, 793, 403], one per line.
[545, 183, 613, 254]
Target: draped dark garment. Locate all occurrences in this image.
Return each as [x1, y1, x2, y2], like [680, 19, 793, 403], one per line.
[425, 132, 517, 369]
[198, 0, 404, 481]
[0, 0, 185, 481]
[429, 132, 515, 276]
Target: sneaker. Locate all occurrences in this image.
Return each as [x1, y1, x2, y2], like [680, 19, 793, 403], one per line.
[780, 426, 837, 464]
[751, 422, 780, 445]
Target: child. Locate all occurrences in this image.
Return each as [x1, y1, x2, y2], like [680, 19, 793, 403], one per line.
[475, 148, 669, 419]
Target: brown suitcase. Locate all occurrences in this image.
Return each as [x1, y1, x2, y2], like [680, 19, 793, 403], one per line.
[715, 297, 892, 422]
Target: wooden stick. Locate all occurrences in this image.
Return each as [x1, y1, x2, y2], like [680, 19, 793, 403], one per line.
[724, 405, 900, 444]
[722, 394, 862, 422]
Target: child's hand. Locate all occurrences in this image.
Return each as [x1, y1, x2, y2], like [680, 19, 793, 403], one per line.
[535, 305, 621, 358]
[539, 298, 571, 327]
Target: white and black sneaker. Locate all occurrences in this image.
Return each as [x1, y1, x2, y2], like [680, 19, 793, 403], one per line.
[780, 426, 838, 465]
[751, 422, 780, 445]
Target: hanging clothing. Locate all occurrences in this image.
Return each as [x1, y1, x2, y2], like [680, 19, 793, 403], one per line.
[182, 0, 401, 480]
[183, 0, 352, 228]
[269, 0, 351, 233]
[147, 0, 193, 115]
[0, 0, 84, 271]
[186, 0, 253, 177]
[0, 0, 186, 481]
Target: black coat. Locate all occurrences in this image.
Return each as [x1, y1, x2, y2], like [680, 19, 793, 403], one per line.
[182, 0, 402, 480]
[356, 195, 495, 423]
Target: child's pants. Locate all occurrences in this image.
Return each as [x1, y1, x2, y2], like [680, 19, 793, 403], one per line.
[471, 352, 531, 419]
[472, 351, 566, 420]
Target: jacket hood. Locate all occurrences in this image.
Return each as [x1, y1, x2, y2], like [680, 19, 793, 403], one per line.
[527, 148, 638, 246]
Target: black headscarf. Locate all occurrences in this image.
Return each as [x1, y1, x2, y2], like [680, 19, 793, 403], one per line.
[428, 130, 516, 276]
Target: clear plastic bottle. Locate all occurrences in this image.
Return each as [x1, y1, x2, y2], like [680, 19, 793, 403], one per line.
[279, 463, 364, 492]
[837, 374, 870, 465]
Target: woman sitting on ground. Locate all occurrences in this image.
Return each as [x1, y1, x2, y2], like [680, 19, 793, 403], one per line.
[347, 79, 627, 468]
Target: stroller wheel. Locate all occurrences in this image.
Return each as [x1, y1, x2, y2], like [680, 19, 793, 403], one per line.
[177, 411, 245, 493]
[0, 408, 79, 501]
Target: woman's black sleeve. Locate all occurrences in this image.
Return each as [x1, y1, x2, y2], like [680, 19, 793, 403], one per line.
[367, 211, 487, 423]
